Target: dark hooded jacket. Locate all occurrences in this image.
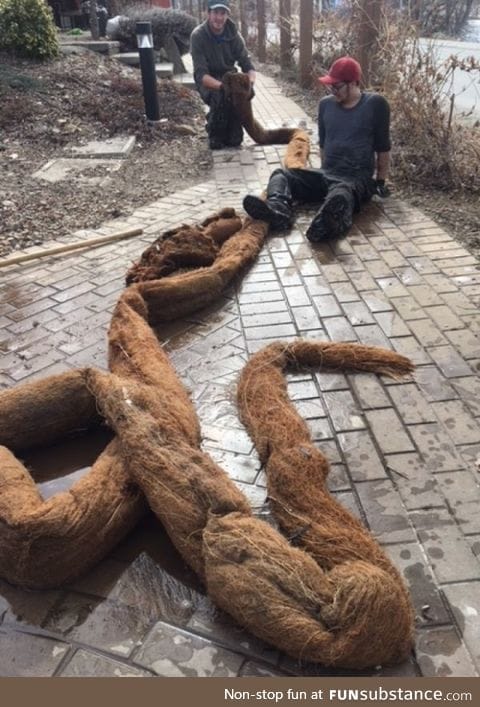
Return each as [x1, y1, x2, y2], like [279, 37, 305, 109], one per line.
[190, 18, 254, 101]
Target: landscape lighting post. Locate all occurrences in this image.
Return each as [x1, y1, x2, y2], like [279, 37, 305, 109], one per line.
[136, 21, 160, 123]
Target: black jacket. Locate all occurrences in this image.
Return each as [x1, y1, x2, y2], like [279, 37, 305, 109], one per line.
[190, 18, 254, 100]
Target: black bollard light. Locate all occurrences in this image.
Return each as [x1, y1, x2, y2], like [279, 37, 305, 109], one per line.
[136, 21, 160, 123]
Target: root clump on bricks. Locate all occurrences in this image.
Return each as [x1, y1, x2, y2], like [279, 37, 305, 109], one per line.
[126, 208, 243, 285]
[234, 340, 415, 666]
[0, 372, 145, 589]
[126, 218, 269, 323]
[86, 296, 415, 668]
[0, 126, 416, 667]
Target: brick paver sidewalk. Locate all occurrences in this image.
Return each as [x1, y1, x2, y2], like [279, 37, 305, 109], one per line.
[0, 72, 479, 677]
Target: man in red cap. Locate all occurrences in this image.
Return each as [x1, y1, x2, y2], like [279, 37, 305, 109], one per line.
[191, 1, 256, 150]
[243, 56, 391, 241]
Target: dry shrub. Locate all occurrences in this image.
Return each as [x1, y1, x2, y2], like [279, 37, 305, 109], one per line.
[378, 33, 480, 192]
[310, 3, 480, 194]
[415, 0, 475, 37]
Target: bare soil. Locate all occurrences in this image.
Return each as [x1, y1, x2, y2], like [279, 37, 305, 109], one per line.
[0, 49, 211, 258]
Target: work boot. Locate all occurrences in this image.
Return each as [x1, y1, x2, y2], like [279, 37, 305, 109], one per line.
[209, 135, 226, 150]
[306, 193, 353, 242]
[243, 195, 293, 230]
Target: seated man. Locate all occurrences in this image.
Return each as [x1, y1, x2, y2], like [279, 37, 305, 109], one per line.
[243, 57, 391, 241]
[190, 0, 256, 150]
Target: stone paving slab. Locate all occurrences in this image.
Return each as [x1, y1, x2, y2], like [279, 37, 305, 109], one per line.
[113, 52, 140, 66]
[1, 71, 480, 678]
[32, 158, 124, 185]
[70, 136, 136, 159]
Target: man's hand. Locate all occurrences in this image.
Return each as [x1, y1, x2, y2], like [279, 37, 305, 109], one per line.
[249, 83, 255, 100]
[375, 179, 391, 198]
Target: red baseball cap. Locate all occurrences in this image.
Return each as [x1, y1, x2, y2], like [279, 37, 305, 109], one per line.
[318, 57, 362, 85]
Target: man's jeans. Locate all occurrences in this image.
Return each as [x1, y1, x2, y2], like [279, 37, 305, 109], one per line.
[267, 167, 375, 219]
[203, 88, 243, 148]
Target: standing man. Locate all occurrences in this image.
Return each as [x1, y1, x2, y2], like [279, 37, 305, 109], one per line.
[243, 57, 391, 241]
[190, 0, 256, 150]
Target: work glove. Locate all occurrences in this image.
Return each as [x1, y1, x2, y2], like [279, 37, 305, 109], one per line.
[375, 179, 391, 198]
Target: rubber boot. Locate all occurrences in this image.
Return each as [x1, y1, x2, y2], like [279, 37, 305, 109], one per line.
[243, 194, 293, 230]
[306, 187, 354, 242]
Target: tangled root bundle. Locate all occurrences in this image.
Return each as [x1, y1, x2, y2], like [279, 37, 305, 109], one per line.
[108, 290, 201, 446]
[126, 208, 242, 285]
[0, 370, 101, 453]
[284, 129, 310, 169]
[0, 372, 145, 589]
[233, 341, 415, 667]
[125, 218, 269, 322]
[0, 123, 415, 665]
[223, 71, 302, 146]
[85, 296, 414, 668]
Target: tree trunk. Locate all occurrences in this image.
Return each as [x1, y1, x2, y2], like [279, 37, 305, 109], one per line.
[257, 0, 266, 62]
[89, 2, 100, 40]
[355, 0, 383, 87]
[280, 0, 292, 68]
[299, 0, 314, 87]
[239, 0, 248, 38]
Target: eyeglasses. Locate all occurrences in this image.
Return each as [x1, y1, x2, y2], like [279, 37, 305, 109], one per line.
[330, 82, 347, 93]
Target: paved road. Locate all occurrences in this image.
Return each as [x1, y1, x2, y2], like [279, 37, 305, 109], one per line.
[419, 36, 480, 120]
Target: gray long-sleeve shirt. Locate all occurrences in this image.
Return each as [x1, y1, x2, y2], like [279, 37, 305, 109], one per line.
[318, 92, 391, 180]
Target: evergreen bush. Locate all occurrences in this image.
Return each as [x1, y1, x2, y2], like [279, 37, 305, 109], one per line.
[112, 7, 196, 55]
[0, 0, 59, 60]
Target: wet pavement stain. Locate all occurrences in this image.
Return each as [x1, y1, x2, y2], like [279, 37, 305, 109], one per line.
[415, 626, 478, 676]
[0, 283, 35, 310]
[22, 427, 113, 499]
[427, 547, 445, 560]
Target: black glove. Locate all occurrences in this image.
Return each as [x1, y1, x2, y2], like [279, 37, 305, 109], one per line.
[249, 83, 255, 100]
[375, 179, 391, 198]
